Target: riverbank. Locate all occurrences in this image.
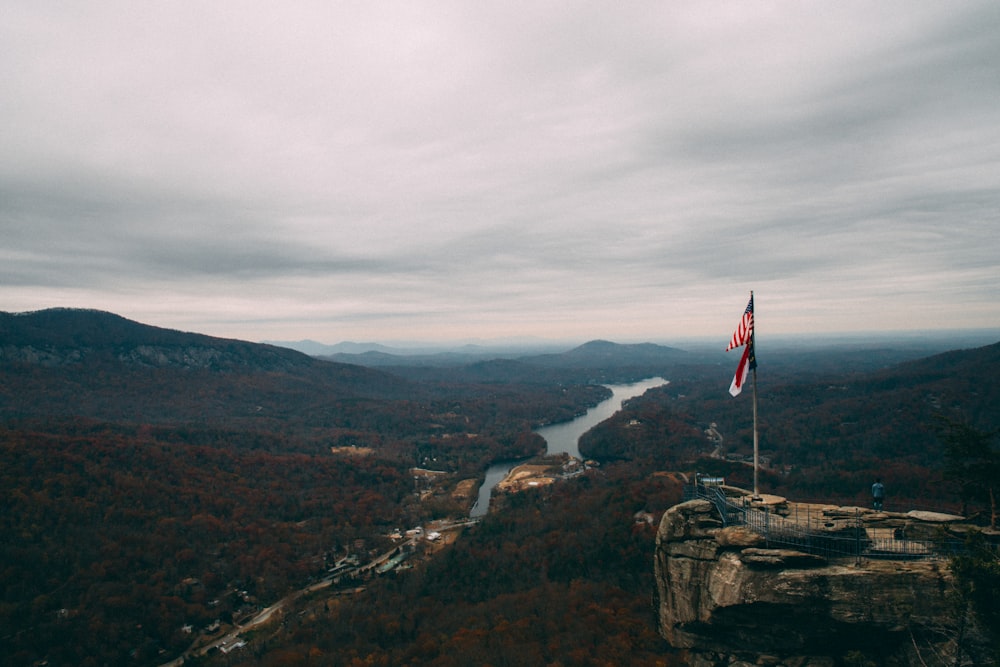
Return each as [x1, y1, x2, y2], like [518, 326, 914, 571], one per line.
[493, 453, 595, 493]
[471, 377, 668, 517]
[495, 463, 557, 493]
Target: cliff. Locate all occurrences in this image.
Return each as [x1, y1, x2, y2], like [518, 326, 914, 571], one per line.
[655, 498, 993, 667]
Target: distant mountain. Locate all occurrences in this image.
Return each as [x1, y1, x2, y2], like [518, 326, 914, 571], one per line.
[268, 339, 571, 358]
[313, 339, 692, 385]
[264, 339, 403, 356]
[0, 308, 416, 424]
[1, 308, 314, 372]
[526, 339, 688, 368]
[880, 339, 1000, 382]
[320, 349, 528, 368]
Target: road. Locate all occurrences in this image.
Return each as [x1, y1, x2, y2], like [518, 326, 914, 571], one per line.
[159, 517, 477, 665]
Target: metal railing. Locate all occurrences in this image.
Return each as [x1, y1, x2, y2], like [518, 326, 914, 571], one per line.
[684, 482, 965, 561]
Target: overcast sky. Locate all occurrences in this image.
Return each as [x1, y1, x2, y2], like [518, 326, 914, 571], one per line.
[2, 2, 998, 345]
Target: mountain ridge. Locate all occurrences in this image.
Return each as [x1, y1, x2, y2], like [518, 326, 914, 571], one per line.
[1, 308, 314, 371]
[2, 308, 999, 665]
[0, 308, 420, 425]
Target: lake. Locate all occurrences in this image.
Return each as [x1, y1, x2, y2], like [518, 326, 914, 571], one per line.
[470, 376, 667, 517]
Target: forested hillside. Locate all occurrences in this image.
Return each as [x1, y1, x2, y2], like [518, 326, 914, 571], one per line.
[0, 310, 606, 665]
[580, 340, 1000, 511]
[243, 464, 684, 666]
[224, 340, 1000, 665]
[1, 310, 996, 665]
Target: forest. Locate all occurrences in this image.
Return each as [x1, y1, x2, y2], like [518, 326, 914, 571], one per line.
[1, 309, 998, 665]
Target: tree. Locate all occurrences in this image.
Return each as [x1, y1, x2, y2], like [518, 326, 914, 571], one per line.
[939, 419, 1000, 528]
[950, 530, 1000, 665]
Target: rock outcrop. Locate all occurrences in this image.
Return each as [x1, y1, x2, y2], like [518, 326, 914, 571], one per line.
[655, 499, 991, 666]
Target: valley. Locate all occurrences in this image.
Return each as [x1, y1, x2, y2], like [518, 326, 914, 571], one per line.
[1, 309, 999, 665]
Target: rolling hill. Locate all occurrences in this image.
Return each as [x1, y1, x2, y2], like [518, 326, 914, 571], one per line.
[2, 309, 997, 665]
[0, 308, 420, 429]
[323, 338, 690, 385]
[579, 338, 1000, 510]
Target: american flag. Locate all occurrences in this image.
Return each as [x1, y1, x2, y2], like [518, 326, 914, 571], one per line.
[726, 293, 756, 397]
[726, 294, 754, 351]
[729, 341, 754, 397]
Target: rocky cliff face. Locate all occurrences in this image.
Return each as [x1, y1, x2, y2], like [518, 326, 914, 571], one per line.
[655, 499, 991, 667]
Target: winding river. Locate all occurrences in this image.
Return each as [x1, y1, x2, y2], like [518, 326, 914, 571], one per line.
[470, 377, 667, 517]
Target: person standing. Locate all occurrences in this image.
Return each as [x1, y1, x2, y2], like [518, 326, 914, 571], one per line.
[872, 478, 885, 511]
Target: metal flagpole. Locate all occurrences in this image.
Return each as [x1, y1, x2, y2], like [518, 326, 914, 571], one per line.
[752, 365, 760, 500]
[727, 289, 759, 500]
[751, 290, 760, 500]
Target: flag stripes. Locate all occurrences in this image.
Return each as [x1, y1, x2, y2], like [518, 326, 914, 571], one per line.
[726, 295, 754, 351]
[729, 342, 753, 397]
[726, 293, 756, 397]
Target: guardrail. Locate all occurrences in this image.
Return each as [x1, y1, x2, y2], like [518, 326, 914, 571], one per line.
[683, 483, 965, 561]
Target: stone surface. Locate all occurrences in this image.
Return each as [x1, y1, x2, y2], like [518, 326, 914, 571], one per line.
[715, 525, 766, 548]
[655, 499, 994, 666]
[738, 548, 827, 568]
[907, 510, 965, 523]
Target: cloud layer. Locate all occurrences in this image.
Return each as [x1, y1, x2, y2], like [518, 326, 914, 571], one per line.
[2, 2, 998, 343]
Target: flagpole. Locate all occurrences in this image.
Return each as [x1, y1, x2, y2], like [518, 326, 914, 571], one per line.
[752, 365, 760, 500]
[726, 289, 759, 500]
[750, 290, 760, 501]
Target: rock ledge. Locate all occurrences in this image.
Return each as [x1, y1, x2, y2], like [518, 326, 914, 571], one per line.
[654, 499, 991, 666]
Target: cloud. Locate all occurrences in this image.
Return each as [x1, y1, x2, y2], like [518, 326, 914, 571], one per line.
[1, 1, 998, 342]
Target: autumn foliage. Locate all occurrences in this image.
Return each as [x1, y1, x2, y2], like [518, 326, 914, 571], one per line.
[2, 310, 998, 665]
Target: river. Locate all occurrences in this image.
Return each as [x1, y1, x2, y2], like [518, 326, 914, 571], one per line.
[470, 376, 667, 517]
